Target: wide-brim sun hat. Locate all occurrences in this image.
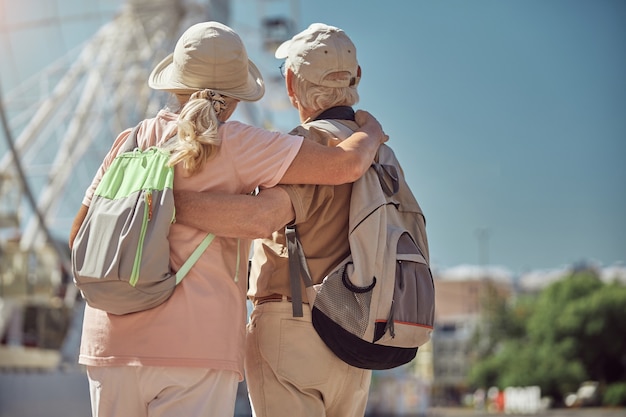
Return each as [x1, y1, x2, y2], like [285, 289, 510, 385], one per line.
[149, 21, 265, 102]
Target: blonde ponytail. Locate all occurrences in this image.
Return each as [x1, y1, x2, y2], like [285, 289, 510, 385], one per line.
[167, 89, 234, 176]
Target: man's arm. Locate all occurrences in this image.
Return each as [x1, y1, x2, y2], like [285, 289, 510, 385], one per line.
[174, 187, 294, 238]
[69, 187, 293, 249]
[279, 110, 387, 185]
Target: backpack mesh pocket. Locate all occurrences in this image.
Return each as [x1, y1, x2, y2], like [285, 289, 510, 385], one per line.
[314, 262, 374, 338]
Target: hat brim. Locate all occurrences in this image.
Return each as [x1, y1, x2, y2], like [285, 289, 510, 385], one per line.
[274, 39, 291, 59]
[148, 53, 265, 102]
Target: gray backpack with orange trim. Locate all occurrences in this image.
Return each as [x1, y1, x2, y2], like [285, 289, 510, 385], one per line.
[287, 119, 435, 370]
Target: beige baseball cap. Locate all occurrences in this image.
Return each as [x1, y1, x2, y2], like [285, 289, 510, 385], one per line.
[149, 21, 265, 101]
[275, 23, 360, 88]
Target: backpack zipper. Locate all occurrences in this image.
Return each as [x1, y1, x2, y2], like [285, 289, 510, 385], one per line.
[130, 190, 151, 286]
[384, 300, 396, 338]
[146, 191, 153, 220]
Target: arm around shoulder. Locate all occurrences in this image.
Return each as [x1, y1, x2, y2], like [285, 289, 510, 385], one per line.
[174, 188, 294, 238]
[279, 110, 386, 185]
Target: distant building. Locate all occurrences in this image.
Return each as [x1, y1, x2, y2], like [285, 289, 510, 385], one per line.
[430, 269, 512, 406]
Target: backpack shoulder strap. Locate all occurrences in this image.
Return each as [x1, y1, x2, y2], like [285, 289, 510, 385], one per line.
[286, 119, 355, 317]
[303, 119, 354, 140]
[175, 233, 216, 284]
[286, 225, 315, 317]
[371, 145, 400, 197]
[119, 122, 142, 154]
[306, 120, 398, 196]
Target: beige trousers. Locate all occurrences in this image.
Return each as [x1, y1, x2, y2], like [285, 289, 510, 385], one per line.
[86, 366, 239, 417]
[245, 301, 372, 417]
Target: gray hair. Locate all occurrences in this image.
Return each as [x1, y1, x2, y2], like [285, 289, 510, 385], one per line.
[286, 60, 359, 113]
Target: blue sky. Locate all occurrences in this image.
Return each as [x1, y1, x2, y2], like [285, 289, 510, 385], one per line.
[1, 0, 625, 274]
[275, 0, 626, 273]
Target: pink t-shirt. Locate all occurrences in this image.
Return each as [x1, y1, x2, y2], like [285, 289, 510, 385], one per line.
[78, 110, 303, 379]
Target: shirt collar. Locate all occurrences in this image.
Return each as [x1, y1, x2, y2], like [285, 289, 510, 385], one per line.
[313, 106, 355, 122]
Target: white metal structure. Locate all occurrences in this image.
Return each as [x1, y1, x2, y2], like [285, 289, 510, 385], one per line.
[1, 0, 223, 260]
[0, 0, 299, 371]
[0, 0, 298, 293]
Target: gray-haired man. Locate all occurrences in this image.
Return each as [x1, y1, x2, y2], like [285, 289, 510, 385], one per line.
[244, 23, 373, 417]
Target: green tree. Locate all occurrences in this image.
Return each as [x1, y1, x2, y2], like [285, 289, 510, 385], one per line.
[468, 269, 626, 405]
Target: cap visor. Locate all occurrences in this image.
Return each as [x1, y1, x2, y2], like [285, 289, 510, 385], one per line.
[274, 39, 292, 59]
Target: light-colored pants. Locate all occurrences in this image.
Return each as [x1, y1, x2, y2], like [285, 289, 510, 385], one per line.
[86, 366, 239, 417]
[245, 301, 371, 417]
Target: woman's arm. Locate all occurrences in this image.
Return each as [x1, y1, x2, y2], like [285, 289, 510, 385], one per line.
[173, 187, 294, 238]
[279, 110, 387, 185]
[69, 205, 89, 249]
[70, 111, 384, 243]
[172, 111, 385, 236]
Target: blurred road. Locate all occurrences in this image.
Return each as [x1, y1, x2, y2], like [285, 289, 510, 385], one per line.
[1, 369, 624, 417]
[426, 407, 626, 417]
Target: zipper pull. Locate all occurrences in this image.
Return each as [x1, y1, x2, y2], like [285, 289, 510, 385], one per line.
[146, 191, 153, 221]
[384, 300, 396, 338]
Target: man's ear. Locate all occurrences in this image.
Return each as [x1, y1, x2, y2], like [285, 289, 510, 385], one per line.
[285, 69, 299, 109]
[351, 65, 362, 87]
[286, 68, 296, 97]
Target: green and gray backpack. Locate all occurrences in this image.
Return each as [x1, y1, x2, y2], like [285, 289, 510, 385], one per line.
[71, 124, 214, 315]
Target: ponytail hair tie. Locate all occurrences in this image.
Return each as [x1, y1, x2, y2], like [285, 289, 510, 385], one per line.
[190, 89, 227, 115]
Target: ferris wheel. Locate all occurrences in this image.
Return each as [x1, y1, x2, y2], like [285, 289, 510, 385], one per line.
[0, 0, 300, 299]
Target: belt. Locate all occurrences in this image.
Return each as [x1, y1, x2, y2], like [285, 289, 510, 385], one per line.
[253, 294, 292, 306]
